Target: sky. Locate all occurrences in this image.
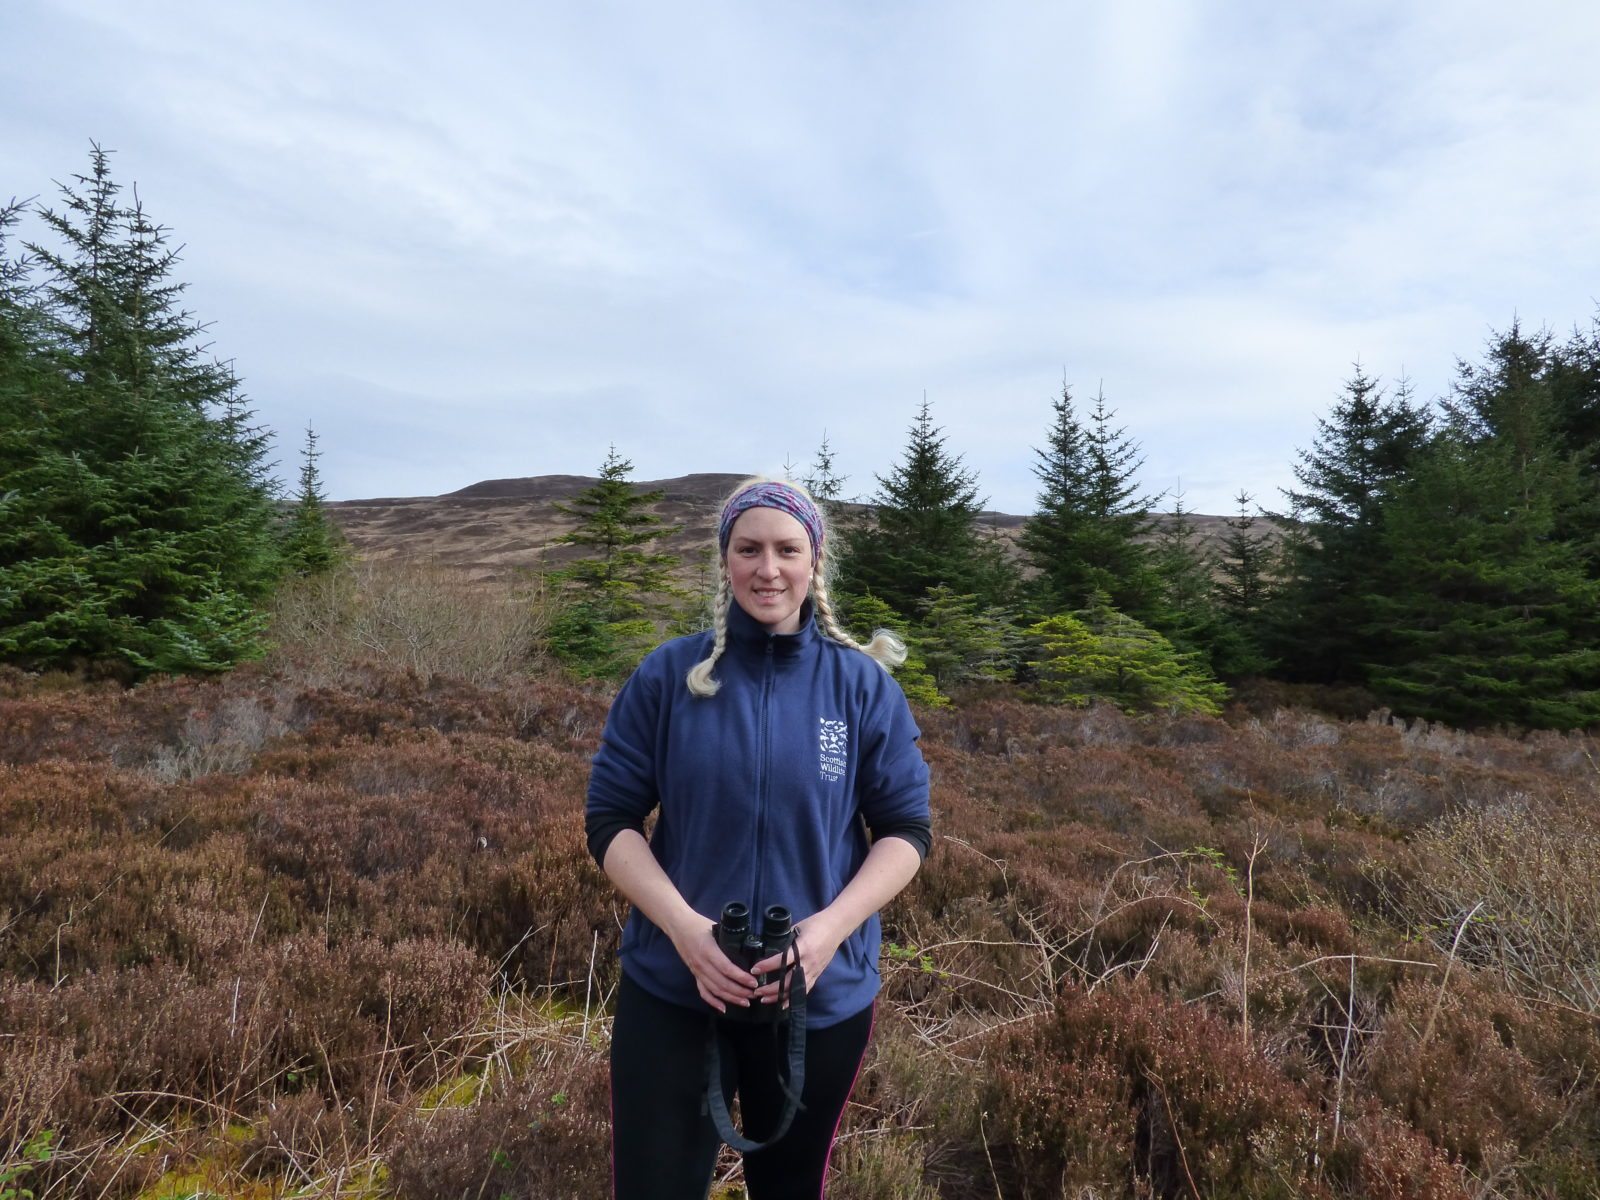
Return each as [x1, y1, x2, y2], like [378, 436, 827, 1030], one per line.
[4, 2, 1600, 516]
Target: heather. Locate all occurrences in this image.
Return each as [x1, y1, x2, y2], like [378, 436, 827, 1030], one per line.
[3, 659, 1598, 1199]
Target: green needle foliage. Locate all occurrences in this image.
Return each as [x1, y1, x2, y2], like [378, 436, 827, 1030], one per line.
[0, 147, 282, 677]
[1148, 484, 1221, 660]
[1210, 490, 1276, 679]
[1366, 327, 1600, 728]
[1020, 381, 1160, 620]
[1027, 590, 1227, 716]
[915, 584, 1020, 691]
[1267, 366, 1432, 685]
[545, 446, 682, 677]
[840, 397, 1017, 615]
[281, 423, 342, 575]
[801, 429, 849, 523]
[839, 591, 946, 707]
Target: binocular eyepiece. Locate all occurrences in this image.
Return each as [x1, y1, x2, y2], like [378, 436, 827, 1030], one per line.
[712, 902, 795, 1023]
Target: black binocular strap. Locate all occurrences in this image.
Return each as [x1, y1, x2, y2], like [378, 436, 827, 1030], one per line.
[702, 947, 808, 1153]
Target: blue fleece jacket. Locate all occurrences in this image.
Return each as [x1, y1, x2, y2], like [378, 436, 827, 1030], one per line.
[585, 599, 932, 1028]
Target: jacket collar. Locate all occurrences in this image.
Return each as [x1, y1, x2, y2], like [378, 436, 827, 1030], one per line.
[726, 595, 818, 660]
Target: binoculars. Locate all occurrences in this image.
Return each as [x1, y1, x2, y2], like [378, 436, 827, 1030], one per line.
[712, 902, 795, 1023]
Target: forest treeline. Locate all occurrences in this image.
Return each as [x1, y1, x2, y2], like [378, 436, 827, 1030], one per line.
[4, 148, 1600, 731]
[541, 330, 1600, 732]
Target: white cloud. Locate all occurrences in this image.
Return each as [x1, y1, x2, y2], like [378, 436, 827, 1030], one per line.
[5, 0, 1599, 518]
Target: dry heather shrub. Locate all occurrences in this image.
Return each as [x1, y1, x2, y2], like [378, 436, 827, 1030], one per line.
[384, 1046, 609, 1200]
[1363, 975, 1595, 1174]
[0, 935, 488, 1145]
[266, 557, 555, 687]
[0, 759, 153, 834]
[280, 666, 608, 749]
[145, 692, 290, 782]
[0, 813, 276, 981]
[265, 934, 489, 1092]
[919, 695, 1140, 757]
[1254, 708, 1345, 750]
[0, 1023, 75, 1145]
[238, 1089, 363, 1179]
[0, 966, 242, 1136]
[0, 671, 238, 767]
[1336, 1106, 1472, 1200]
[465, 838, 622, 990]
[1409, 800, 1600, 1012]
[987, 980, 1339, 1198]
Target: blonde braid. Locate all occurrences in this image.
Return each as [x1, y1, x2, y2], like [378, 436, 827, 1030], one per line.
[685, 570, 733, 697]
[812, 568, 907, 670]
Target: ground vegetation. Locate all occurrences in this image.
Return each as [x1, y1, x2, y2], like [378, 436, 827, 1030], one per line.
[3, 632, 1597, 1198]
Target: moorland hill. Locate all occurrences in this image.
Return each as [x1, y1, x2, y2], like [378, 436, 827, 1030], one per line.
[324, 473, 1241, 584]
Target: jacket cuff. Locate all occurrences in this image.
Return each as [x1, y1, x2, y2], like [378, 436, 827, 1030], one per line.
[586, 813, 645, 868]
[867, 818, 931, 861]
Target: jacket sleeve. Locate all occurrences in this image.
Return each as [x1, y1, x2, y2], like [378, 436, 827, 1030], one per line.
[856, 675, 933, 860]
[584, 655, 666, 868]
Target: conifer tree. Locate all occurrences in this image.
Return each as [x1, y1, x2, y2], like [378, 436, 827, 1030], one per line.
[281, 423, 341, 575]
[0, 148, 282, 676]
[801, 430, 849, 520]
[1027, 590, 1226, 715]
[1147, 484, 1219, 657]
[839, 591, 945, 707]
[1020, 382, 1159, 619]
[1, 198, 51, 494]
[1548, 316, 1600, 575]
[1018, 377, 1092, 608]
[839, 398, 1016, 615]
[1211, 490, 1276, 679]
[1551, 315, 1600, 475]
[915, 584, 1019, 691]
[1266, 366, 1432, 684]
[1368, 329, 1600, 728]
[546, 446, 682, 677]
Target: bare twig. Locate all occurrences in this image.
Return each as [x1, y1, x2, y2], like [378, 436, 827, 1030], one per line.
[1331, 953, 1356, 1154]
[1241, 832, 1266, 1050]
[1421, 900, 1484, 1047]
[1145, 1070, 1201, 1200]
[978, 1111, 1005, 1200]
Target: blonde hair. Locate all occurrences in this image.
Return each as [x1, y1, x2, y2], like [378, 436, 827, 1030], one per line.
[686, 476, 907, 697]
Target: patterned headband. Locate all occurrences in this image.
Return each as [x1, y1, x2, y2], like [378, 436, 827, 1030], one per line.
[718, 481, 824, 557]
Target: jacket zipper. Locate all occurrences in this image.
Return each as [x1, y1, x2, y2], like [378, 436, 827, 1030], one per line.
[750, 638, 775, 924]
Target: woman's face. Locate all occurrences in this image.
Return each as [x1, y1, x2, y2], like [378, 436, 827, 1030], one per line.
[724, 506, 814, 634]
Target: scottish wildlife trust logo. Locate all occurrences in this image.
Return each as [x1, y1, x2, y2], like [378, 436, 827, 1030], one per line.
[818, 717, 848, 782]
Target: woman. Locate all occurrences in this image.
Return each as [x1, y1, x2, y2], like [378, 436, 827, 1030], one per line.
[585, 477, 932, 1199]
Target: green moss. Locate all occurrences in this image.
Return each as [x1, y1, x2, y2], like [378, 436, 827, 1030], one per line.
[135, 1164, 272, 1200]
[417, 1068, 486, 1110]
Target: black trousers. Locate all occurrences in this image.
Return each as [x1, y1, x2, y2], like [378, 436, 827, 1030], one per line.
[609, 972, 874, 1199]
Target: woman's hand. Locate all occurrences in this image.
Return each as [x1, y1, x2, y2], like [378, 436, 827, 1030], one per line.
[750, 917, 844, 1007]
[669, 917, 759, 1015]
[749, 838, 924, 1008]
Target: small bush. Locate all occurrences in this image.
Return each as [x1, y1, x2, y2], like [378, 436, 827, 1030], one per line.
[1409, 800, 1600, 1012]
[384, 1049, 609, 1200]
[266, 557, 554, 687]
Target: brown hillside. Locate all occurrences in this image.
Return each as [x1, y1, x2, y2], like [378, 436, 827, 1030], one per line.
[328, 473, 1257, 584]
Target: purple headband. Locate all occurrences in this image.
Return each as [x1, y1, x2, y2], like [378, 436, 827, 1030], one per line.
[718, 481, 824, 557]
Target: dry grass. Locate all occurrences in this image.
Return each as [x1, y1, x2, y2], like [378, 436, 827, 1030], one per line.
[264, 557, 556, 688]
